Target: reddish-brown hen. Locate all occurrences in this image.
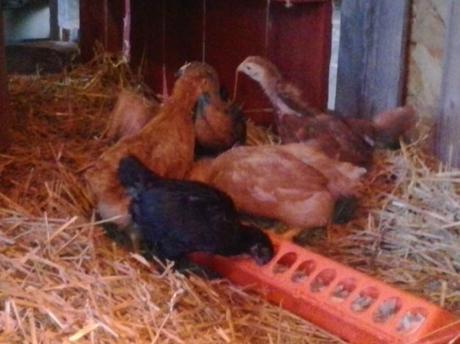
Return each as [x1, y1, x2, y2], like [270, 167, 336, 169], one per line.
[193, 88, 246, 156]
[187, 143, 366, 230]
[86, 62, 220, 247]
[237, 56, 416, 166]
[105, 89, 160, 141]
[105, 76, 246, 155]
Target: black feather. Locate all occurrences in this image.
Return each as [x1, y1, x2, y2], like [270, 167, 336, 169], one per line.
[118, 156, 159, 197]
[332, 196, 358, 224]
[118, 156, 274, 265]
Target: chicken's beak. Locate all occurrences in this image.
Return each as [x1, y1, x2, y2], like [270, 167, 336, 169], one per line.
[175, 62, 191, 78]
[236, 63, 244, 73]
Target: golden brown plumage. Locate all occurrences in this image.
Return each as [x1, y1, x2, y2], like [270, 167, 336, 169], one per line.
[85, 62, 220, 246]
[187, 143, 365, 229]
[194, 91, 246, 155]
[105, 89, 160, 141]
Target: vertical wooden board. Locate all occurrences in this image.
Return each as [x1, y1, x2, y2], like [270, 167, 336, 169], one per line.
[80, 0, 125, 61]
[130, 0, 159, 88]
[269, 1, 332, 112]
[106, 0, 126, 54]
[177, 0, 204, 63]
[335, 0, 410, 119]
[131, 0, 188, 93]
[203, 0, 270, 124]
[0, 11, 11, 150]
[204, 0, 332, 124]
[80, 0, 107, 61]
[129, 0, 332, 125]
[163, 0, 196, 90]
[128, 0, 332, 124]
[436, 1, 460, 167]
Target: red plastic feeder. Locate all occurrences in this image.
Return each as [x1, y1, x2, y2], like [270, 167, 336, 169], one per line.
[190, 235, 460, 343]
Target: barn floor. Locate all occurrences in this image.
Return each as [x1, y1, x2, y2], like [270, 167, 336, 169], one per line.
[0, 54, 458, 343]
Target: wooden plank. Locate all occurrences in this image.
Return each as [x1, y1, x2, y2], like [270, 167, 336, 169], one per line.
[79, 0, 106, 60]
[436, 1, 460, 167]
[79, 0, 125, 61]
[129, 0, 332, 125]
[335, 0, 410, 118]
[0, 11, 11, 150]
[106, 0, 125, 53]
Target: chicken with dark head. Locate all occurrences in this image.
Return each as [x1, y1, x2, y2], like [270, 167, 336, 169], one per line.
[85, 62, 221, 250]
[118, 155, 274, 265]
[180, 65, 247, 157]
[102, 68, 246, 155]
[237, 56, 416, 166]
[193, 91, 246, 156]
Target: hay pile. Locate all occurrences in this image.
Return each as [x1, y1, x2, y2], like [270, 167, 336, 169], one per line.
[322, 141, 460, 314]
[0, 53, 344, 343]
[0, 52, 458, 343]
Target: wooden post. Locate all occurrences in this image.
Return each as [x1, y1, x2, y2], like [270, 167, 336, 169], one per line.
[335, 0, 410, 118]
[0, 10, 11, 150]
[436, 1, 460, 167]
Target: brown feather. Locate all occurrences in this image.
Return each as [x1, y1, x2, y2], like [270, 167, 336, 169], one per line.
[187, 144, 365, 228]
[86, 63, 219, 235]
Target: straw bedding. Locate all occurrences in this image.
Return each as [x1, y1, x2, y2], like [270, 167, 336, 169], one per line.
[0, 53, 458, 343]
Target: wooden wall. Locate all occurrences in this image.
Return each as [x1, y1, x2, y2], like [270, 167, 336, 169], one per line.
[406, 1, 447, 121]
[79, 0, 126, 61]
[436, 1, 460, 167]
[79, 0, 332, 126]
[129, 0, 332, 125]
[74, 0, 460, 167]
[335, 0, 410, 119]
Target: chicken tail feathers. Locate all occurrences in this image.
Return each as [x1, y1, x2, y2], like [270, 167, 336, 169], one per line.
[117, 155, 159, 197]
[332, 196, 358, 224]
[372, 105, 416, 148]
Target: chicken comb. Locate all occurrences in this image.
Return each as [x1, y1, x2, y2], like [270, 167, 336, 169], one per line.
[189, 235, 460, 343]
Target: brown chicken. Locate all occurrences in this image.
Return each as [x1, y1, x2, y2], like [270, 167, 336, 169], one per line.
[193, 87, 246, 156]
[105, 89, 160, 141]
[187, 143, 366, 231]
[86, 62, 220, 248]
[236, 56, 318, 117]
[277, 106, 416, 165]
[105, 74, 246, 155]
[237, 56, 416, 166]
[371, 106, 417, 148]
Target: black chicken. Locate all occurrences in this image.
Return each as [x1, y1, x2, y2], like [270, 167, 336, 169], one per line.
[117, 155, 274, 265]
